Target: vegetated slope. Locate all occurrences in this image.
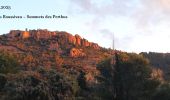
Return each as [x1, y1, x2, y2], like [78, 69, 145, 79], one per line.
[0, 29, 168, 100]
[0, 29, 115, 100]
[0, 29, 113, 81]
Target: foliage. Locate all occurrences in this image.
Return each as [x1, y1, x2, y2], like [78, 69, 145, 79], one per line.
[140, 52, 170, 80]
[0, 51, 19, 74]
[77, 71, 87, 90]
[113, 53, 161, 100]
[96, 57, 115, 99]
[0, 69, 79, 100]
[152, 83, 170, 100]
[97, 52, 161, 100]
[0, 74, 7, 91]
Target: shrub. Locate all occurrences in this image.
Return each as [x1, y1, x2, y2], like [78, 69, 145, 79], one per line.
[0, 51, 19, 74]
[0, 74, 6, 91]
[152, 83, 170, 100]
[1, 69, 78, 100]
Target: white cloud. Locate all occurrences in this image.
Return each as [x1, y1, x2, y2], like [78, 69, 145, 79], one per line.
[68, 0, 170, 52]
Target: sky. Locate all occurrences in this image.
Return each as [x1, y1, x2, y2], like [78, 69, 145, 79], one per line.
[0, 0, 170, 53]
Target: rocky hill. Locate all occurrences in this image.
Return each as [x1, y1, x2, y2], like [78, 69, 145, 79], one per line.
[0, 30, 167, 79]
[0, 29, 113, 78]
[0, 29, 169, 100]
[5, 29, 100, 49]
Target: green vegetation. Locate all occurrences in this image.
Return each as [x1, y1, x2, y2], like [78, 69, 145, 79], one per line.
[1, 49, 170, 100]
[140, 52, 170, 80]
[97, 53, 162, 100]
[113, 53, 160, 100]
[0, 74, 6, 91]
[152, 83, 170, 100]
[0, 69, 79, 100]
[0, 51, 19, 74]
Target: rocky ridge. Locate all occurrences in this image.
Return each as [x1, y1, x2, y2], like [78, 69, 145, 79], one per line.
[6, 29, 100, 50]
[0, 29, 111, 75]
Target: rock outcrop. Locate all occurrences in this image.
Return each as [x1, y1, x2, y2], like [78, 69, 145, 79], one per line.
[70, 48, 86, 57]
[29, 29, 56, 40]
[91, 43, 100, 49]
[8, 30, 21, 38]
[75, 34, 82, 46]
[6, 29, 100, 49]
[8, 29, 56, 40]
[81, 39, 91, 47]
[68, 35, 76, 45]
[21, 31, 30, 39]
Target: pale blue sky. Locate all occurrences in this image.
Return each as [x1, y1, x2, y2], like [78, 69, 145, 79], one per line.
[1, 0, 170, 53]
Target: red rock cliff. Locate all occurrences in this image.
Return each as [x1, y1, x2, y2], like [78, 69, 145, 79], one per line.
[6, 29, 100, 49]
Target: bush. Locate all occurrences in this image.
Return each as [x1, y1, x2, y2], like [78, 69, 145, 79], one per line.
[97, 53, 161, 100]
[0, 74, 6, 91]
[0, 51, 19, 74]
[0, 69, 79, 100]
[152, 83, 170, 100]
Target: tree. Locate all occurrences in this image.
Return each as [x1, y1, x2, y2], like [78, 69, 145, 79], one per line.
[0, 74, 6, 90]
[113, 53, 160, 100]
[152, 83, 170, 100]
[1, 69, 76, 100]
[77, 71, 87, 90]
[96, 57, 115, 99]
[97, 52, 161, 100]
[0, 51, 19, 74]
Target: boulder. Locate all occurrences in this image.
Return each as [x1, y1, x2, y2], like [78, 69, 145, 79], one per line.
[70, 48, 86, 57]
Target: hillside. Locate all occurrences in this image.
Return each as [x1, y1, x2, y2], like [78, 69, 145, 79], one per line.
[0, 29, 169, 100]
[1, 29, 117, 83]
[0, 29, 112, 71]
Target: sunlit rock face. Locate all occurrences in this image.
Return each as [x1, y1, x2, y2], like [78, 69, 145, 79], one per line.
[69, 48, 86, 57]
[6, 29, 100, 49]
